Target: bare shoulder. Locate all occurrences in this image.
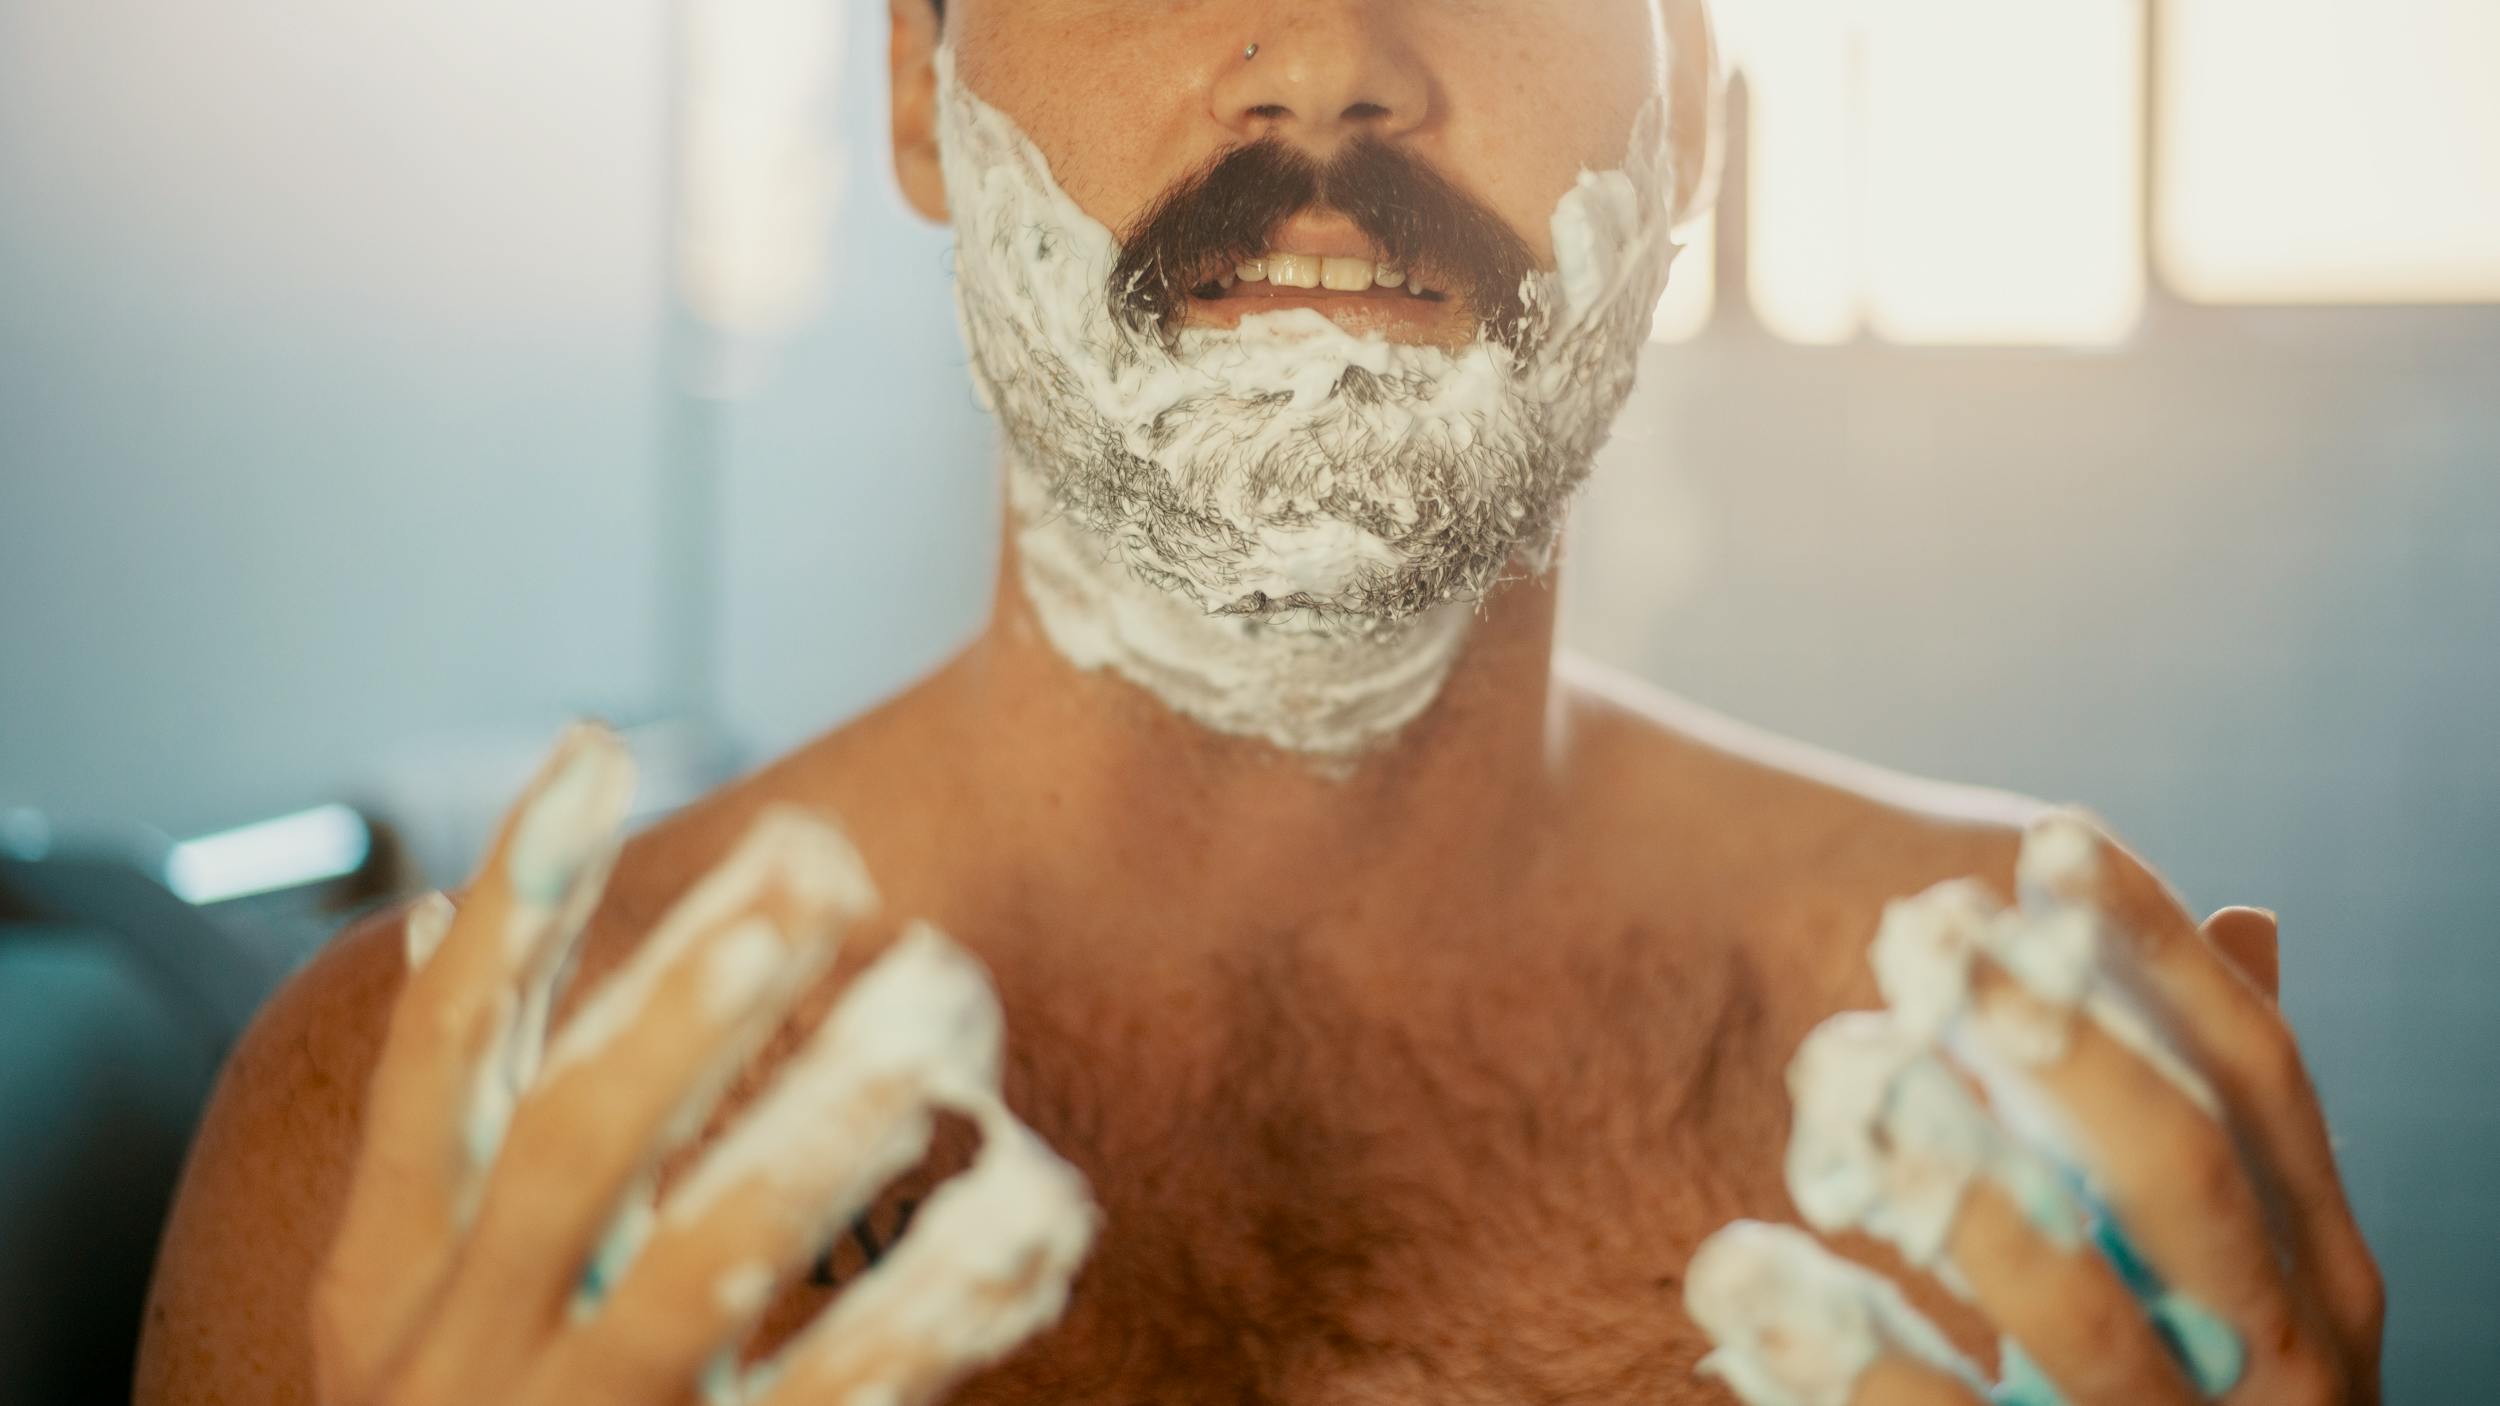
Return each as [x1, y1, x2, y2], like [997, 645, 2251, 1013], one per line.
[135, 898, 417, 1405]
[1553, 653, 2052, 1001]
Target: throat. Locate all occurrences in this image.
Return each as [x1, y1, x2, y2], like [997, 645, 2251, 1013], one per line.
[1007, 461, 1478, 760]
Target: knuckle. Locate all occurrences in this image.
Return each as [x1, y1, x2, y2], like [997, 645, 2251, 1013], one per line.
[2169, 1123, 2248, 1212]
[2264, 1334, 2346, 1406]
[2342, 1247, 2389, 1338]
[2237, 1010, 2310, 1094]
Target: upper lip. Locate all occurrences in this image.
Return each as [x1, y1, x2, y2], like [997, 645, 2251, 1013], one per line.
[1252, 215, 1390, 264]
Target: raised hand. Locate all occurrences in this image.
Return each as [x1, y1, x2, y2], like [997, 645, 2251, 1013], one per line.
[1686, 811, 2382, 1406]
[309, 723, 1096, 1406]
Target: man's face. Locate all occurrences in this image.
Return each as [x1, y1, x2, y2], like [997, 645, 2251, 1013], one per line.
[910, 0, 1677, 350]
[891, 0, 1705, 633]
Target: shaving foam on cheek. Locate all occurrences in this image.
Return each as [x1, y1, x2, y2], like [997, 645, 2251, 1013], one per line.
[1684, 1220, 1980, 1406]
[933, 45, 1685, 757]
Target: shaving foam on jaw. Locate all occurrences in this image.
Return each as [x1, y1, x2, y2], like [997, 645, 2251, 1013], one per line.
[1684, 1220, 1979, 1406]
[934, 45, 1685, 756]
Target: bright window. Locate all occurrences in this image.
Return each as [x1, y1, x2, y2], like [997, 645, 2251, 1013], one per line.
[1651, 217, 1718, 341]
[1728, 0, 2146, 346]
[2158, 0, 2500, 304]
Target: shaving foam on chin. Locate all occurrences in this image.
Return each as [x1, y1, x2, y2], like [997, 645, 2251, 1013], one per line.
[932, 45, 1684, 757]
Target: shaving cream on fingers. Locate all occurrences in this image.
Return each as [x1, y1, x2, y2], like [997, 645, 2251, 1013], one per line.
[682, 928, 1096, 1406]
[1785, 1012, 2088, 1279]
[455, 726, 637, 1195]
[1871, 863, 2221, 1122]
[1684, 1220, 1979, 1406]
[749, 1101, 1096, 1406]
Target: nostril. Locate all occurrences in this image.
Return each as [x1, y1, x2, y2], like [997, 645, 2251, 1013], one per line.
[1247, 103, 1292, 121]
[1343, 101, 1391, 122]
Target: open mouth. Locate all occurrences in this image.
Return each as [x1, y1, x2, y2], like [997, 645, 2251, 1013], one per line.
[1182, 245, 1469, 341]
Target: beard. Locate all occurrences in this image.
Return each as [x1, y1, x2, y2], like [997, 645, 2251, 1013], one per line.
[933, 46, 1684, 638]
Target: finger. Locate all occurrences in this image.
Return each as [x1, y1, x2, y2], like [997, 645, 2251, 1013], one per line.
[2202, 907, 2278, 1001]
[1962, 953, 2340, 1401]
[1784, 1013, 2200, 1406]
[2020, 812, 2381, 1352]
[316, 722, 633, 1400]
[1853, 1358, 1992, 1406]
[1684, 1220, 1988, 1406]
[400, 807, 878, 1400]
[741, 1102, 1095, 1406]
[522, 925, 1004, 1406]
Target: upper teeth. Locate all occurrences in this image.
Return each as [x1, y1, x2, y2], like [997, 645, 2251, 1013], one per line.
[1232, 253, 1430, 295]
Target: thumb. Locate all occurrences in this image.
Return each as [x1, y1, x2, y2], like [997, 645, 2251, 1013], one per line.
[2200, 905, 2281, 1000]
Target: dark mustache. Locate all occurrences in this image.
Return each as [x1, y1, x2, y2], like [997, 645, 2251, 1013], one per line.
[1109, 135, 1538, 351]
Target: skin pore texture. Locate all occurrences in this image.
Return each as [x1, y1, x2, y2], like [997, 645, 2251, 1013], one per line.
[938, 38, 1684, 755]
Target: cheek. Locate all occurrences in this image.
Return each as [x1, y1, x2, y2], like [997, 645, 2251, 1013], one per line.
[947, 2, 1238, 235]
[1418, 5, 1667, 261]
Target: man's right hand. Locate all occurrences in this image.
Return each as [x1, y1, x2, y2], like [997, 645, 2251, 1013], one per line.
[309, 723, 1095, 1406]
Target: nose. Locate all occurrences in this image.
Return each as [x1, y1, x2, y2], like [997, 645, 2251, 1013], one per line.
[1208, 3, 1431, 148]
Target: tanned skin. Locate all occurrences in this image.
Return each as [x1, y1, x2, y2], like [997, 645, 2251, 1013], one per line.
[137, 538, 2074, 1403]
[136, 1, 2351, 1403]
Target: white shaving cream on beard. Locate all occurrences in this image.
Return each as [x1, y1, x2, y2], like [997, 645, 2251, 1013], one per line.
[933, 46, 1684, 757]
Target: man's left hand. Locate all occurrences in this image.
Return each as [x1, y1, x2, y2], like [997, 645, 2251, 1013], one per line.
[1685, 812, 2384, 1406]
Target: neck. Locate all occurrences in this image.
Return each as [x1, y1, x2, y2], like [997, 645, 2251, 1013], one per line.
[936, 497, 1568, 931]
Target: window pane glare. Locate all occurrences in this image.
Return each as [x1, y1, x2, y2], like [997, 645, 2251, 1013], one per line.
[1861, 0, 2145, 344]
[1650, 216, 1717, 341]
[1739, 0, 1863, 344]
[2160, 0, 2500, 303]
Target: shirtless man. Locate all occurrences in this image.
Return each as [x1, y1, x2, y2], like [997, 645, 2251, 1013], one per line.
[135, 1, 2384, 1403]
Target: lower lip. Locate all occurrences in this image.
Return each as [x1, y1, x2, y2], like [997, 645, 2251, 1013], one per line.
[1182, 285, 1466, 342]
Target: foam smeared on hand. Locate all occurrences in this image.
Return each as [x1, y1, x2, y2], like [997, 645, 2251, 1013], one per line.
[1684, 1221, 1978, 1406]
[1785, 1012, 2085, 1275]
[678, 926, 1096, 1405]
[1870, 817, 2219, 1119]
[666, 922, 1009, 1226]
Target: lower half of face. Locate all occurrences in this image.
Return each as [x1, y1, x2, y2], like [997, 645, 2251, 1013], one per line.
[937, 0, 1685, 625]
[948, 0, 1673, 350]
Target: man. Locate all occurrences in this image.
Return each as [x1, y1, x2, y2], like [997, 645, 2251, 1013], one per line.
[137, 1, 2383, 1403]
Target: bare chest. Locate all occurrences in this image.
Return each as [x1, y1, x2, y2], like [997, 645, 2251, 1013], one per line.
[739, 913, 1802, 1406]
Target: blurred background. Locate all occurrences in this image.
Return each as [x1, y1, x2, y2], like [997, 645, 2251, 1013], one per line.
[1, 0, 2492, 1398]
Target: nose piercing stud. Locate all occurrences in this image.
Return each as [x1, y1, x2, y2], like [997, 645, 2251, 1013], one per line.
[1244, 42, 1259, 60]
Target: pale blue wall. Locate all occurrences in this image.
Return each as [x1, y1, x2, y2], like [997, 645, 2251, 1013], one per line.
[0, 0, 676, 838]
